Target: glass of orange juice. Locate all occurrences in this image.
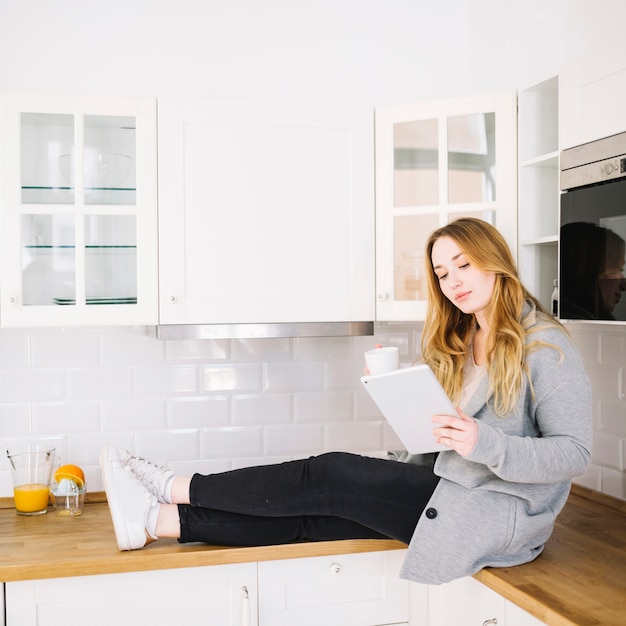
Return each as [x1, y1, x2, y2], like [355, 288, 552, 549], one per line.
[7, 444, 56, 515]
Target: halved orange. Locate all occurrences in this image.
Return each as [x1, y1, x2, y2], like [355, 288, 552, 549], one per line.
[54, 463, 85, 487]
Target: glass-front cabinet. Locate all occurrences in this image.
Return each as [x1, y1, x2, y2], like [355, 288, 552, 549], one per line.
[0, 93, 157, 326]
[375, 92, 517, 320]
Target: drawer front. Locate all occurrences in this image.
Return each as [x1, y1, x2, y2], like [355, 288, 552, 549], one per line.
[258, 549, 408, 626]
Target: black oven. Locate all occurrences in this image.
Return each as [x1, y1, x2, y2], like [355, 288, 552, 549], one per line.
[560, 132, 626, 322]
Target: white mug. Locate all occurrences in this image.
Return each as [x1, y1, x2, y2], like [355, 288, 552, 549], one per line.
[364, 346, 399, 375]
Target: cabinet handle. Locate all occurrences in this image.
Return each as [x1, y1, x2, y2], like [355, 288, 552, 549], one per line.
[241, 585, 250, 626]
[377, 292, 389, 302]
[482, 619, 498, 625]
[330, 562, 342, 574]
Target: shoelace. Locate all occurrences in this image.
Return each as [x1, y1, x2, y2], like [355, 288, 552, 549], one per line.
[124, 455, 171, 498]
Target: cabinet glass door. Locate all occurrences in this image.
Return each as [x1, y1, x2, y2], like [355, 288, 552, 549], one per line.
[375, 92, 517, 321]
[20, 113, 137, 308]
[1, 93, 157, 327]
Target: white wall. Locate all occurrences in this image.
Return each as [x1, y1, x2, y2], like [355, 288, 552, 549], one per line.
[0, 0, 624, 105]
[0, 0, 625, 500]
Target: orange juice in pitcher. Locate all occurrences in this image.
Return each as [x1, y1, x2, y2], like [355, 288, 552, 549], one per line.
[7, 445, 55, 515]
[14, 484, 50, 514]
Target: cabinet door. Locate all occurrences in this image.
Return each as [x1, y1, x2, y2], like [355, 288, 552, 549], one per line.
[375, 92, 517, 321]
[560, 41, 626, 150]
[157, 98, 374, 326]
[5, 563, 257, 626]
[506, 599, 545, 626]
[429, 576, 505, 626]
[258, 550, 408, 626]
[0, 92, 158, 327]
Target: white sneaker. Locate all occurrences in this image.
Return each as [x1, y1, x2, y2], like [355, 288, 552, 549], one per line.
[100, 445, 159, 551]
[121, 450, 175, 504]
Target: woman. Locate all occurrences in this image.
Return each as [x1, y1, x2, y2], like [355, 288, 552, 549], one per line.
[101, 218, 592, 585]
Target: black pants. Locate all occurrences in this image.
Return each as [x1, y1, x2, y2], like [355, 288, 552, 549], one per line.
[178, 452, 439, 546]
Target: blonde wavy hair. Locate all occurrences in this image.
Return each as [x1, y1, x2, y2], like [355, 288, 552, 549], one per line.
[421, 218, 561, 416]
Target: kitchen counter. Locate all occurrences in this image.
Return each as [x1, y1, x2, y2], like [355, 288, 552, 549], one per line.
[0, 485, 624, 625]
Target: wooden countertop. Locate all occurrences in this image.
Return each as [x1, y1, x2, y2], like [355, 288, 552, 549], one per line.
[0, 485, 624, 626]
[0, 492, 405, 581]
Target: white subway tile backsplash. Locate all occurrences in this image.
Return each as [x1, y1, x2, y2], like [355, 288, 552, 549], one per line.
[0, 334, 30, 368]
[134, 364, 197, 395]
[599, 400, 626, 436]
[592, 431, 621, 469]
[167, 396, 230, 428]
[31, 332, 100, 368]
[201, 363, 261, 392]
[232, 394, 292, 426]
[0, 369, 65, 402]
[100, 331, 165, 365]
[134, 429, 200, 461]
[264, 423, 324, 455]
[294, 391, 353, 422]
[0, 403, 31, 435]
[101, 397, 166, 431]
[601, 466, 626, 499]
[167, 338, 230, 363]
[32, 401, 100, 434]
[567, 324, 600, 363]
[264, 361, 323, 392]
[324, 421, 384, 451]
[0, 323, 622, 504]
[584, 364, 622, 400]
[202, 427, 263, 458]
[325, 359, 369, 390]
[67, 366, 133, 399]
[294, 336, 354, 361]
[231, 338, 290, 362]
[599, 331, 626, 364]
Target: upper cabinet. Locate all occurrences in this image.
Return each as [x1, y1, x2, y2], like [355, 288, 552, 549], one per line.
[0, 93, 158, 327]
[156, 99, 374, 331]
[374, 91, 517, 321]
[517, 76, 559, 311]
[560, 41, 626, 150]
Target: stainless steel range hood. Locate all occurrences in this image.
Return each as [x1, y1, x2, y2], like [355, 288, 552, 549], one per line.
[155, 321, 374, 340]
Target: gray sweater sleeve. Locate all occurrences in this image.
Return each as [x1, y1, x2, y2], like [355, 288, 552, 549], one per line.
[465, 328, 592, 484]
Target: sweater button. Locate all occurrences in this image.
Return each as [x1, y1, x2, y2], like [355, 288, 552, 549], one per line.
[425, 507, 438, 519]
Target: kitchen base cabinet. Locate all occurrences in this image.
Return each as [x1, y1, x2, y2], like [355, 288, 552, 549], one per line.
[429, 576, 545, 626]
[5, 563, 257, 626]
[258, 550, 409, 626]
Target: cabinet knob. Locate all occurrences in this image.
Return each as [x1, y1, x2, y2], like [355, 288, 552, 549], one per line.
[330, 562, 342, 574]
[482, 619, 498, 626]
[167, 295, 177, 303]
[377, 292, 389, 302]
[8, 295, 18, 305]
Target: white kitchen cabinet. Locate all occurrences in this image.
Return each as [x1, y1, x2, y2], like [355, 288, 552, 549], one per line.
[157, 98, 374, 331]
[517, 76, 559, 311]
[258, 549, 409, 626]
[506, 600, 545, 626]
[559, 41, 626, 150]
[5, 563, 258, 626]
[430, 576, 545, 626]
[429, 576, 505, 626]
[0, 92, 158, 327]
[374, 91, 517, 321]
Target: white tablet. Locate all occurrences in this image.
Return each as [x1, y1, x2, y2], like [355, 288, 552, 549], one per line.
[361, 364, 457, 454]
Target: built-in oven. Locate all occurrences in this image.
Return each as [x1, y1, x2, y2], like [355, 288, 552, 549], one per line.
[560, 132, 626, 322]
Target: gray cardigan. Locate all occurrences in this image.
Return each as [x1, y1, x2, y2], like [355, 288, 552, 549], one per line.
[399, 305, 592, 584]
